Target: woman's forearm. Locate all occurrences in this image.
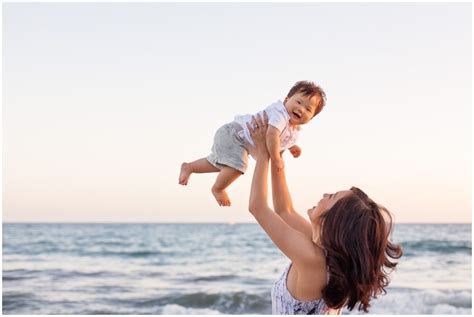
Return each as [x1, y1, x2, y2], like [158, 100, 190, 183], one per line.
[271, 165, 295, 215]
[266, 127, 282, 162]
[249, 153, 270, 213]
[270, 157, 313, 239]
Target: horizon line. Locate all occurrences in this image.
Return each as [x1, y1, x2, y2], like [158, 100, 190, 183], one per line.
[3, 221, 472, 225]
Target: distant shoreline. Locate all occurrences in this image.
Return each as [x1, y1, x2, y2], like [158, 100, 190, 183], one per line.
[3, 222, 472, 225]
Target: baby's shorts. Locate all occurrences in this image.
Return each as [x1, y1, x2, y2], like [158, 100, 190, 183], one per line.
[206, 122, 249, 174]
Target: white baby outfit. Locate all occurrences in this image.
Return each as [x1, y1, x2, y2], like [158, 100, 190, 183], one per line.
[206, 100, 300, 174]
[233, 100, 300, 151]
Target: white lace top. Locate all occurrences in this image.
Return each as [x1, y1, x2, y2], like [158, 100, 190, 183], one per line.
[271, 263, 330, 315]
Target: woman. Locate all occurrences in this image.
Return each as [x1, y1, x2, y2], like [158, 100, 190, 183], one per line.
[246, 113, 402, 314]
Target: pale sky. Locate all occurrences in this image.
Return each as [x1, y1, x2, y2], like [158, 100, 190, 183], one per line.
[3, 2, 472, 223]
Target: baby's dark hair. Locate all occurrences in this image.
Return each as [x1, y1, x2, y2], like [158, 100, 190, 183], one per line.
[287, 81, 326, 116]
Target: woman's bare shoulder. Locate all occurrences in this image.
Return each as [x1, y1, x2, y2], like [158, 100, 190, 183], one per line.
[301, 240, 327, 268]
[289, 248, 328, 301]
[294, 244, 328, 283]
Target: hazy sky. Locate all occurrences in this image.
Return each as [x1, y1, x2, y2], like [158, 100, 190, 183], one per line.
[3, 2, 471, 223]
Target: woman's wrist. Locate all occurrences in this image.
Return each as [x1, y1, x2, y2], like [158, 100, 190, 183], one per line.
[256, 147, 270, 160]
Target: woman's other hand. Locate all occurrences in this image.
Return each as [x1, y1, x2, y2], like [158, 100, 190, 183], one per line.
[246, 112, 269, 158]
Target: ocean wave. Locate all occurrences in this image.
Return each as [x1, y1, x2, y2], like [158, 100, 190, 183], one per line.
[160, 304, 221, 314]
[3, 244, 61, 256]
[126, 291, 271, 314]
[2, 292, 37, 313]
[432, 303, 471, 314]
[185, 274, 237, 282]
[181, 274, 270, 286]
[133, 270, 165, 278]
[401, 240, 471, 255]
[3, 268, 42, 281]
[345, 288, 472, 315]
[2, 268, 125, 281]
[4, 245, 172, 258]
[49, 269, 125, 280]
[79, 250, 172, 258]
[3, 286, 471, 314]
[2, 275, 29, 281]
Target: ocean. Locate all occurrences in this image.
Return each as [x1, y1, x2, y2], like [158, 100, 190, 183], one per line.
[2, 223, 471, 314]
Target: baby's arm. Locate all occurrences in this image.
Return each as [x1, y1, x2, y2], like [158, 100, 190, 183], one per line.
[266, 126, 285, 170]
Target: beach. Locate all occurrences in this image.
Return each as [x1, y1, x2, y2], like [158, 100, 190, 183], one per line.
[3, 223, 471, 314]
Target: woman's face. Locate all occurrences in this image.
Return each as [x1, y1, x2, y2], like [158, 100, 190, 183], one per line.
[307, 190, 352, 221]
[307, 190, 352, 246]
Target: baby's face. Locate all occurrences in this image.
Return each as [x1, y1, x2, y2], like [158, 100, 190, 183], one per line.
[284, 92, 321, 126]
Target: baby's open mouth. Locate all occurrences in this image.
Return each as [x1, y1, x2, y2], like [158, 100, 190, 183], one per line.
[292, 111, 301, 119]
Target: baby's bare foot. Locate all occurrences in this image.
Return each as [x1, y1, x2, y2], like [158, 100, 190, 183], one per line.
[211, 187, 231, 207]
[179, 162, 192, 185]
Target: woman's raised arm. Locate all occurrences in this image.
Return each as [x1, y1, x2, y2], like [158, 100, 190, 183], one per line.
[247, 113, 318, 267]
[271, 164, 313, 239]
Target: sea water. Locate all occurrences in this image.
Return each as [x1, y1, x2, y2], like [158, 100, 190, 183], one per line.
[2, 223, 471, 314]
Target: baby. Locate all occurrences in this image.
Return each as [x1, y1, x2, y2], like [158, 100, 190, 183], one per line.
[179, 81, 326, 206]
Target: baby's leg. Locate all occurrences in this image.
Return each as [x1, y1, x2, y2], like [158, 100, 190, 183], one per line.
[179, 158, 219, 185]
[211, 166, 241, 207]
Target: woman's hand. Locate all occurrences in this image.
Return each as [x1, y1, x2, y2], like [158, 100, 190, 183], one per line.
[246, 112, 269, 159]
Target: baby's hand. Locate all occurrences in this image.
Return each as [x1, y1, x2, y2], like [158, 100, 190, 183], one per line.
[272, 157, 285, 171]
[289, 145, 302, 158]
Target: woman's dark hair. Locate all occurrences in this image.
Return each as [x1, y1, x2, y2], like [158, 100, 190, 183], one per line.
[316, 187, 403, 312]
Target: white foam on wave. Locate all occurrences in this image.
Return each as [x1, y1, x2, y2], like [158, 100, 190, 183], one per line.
[432, 303, 470, 314]
[344, 288, 472, 315]
[161, 304, 221, 315]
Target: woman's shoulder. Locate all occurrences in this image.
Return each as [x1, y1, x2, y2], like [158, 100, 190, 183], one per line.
[295, 242, 327, 271]
[292, 246, 328, 293]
